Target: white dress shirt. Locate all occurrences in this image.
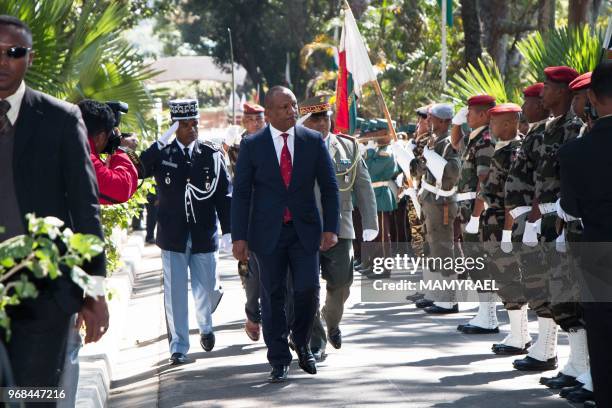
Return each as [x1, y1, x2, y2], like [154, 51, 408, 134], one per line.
[176, 139, 196, 158]
[1, 81, 26, 125]
[269, 124, 294, 164]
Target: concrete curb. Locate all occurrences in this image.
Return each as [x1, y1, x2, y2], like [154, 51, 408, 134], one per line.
[75, 230, 145, 408]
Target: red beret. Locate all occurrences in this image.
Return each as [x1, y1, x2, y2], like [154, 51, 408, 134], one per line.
[569, 72, 592, 91]
[488, 103, 522, 116]
[243, 103, 264, 114]
[467, 94, 496, 107]
[544, 66, 579, 84]
[523, 83, 544, 97]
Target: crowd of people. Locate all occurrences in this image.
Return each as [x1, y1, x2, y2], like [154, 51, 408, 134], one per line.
[0, 12, 611, 408]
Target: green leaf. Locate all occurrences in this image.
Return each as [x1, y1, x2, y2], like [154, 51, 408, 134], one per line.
[69, 234, 104, 258]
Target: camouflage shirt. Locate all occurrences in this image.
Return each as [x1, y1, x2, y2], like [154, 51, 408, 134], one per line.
[457, 126, 494, 193]
[534, 112, 583, 204]
[504, 120, 547, 209]
[480, 137, 522, 209]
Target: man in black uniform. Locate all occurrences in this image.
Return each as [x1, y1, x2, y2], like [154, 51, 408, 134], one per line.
[559, 60, 612, 408]
[140, 99, 232, 365]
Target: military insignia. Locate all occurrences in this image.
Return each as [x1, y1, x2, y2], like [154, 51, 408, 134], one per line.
[165, 174, 171, 185]
[162, 160, 178, 168]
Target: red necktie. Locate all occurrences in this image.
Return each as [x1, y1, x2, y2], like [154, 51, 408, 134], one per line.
[280, 133, 293, 223]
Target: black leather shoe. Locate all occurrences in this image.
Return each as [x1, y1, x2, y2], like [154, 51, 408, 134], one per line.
[169, 352, 188, 365]
[513, 355, 557, 371]
[357, 267, 372, 276]
[311, 348, 327, 362]
[539, 372, 578, 389]
[415, 298, 434, 309]
[295, 345, 317, 374]
[460, 324, 500, 334]
[424, 304, 459, 314]
[491, 342, 531, 355]
[565, 387, 594, 403]
[583, 400, 596, 408]
[559, 384, 583, 398]
[200, 332, 215, 352]
[268, 365, 289, 382]
[406, 293, 425, 302]
[328, 327, 342, 349]
[366, 269, 390, 279]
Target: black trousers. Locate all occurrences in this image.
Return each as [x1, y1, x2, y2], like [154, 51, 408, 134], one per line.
[255, 223, 320, 366]
[1, 291, 72, 407]
[583, 302, 612, 407]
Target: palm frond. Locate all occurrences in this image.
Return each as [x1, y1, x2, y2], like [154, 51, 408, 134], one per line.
[0, 0, 163, 138]
[446, 59, 519, 107]
[517, 25, 603, 82]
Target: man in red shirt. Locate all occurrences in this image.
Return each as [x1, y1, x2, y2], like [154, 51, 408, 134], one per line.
[78, 99, 139, 204]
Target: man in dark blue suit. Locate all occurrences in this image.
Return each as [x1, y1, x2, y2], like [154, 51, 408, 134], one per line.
[232, 86, 339, 382]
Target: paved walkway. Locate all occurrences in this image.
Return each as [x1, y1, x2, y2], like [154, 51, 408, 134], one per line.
[109, 245, 578, 407]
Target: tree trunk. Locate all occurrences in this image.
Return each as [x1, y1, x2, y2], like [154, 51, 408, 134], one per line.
[460, 0, 483, 67]
[568, 0, 591, 27]
[537, 0, 555, 32]
[479, 0, 509, 73]
[590, 0, 604, 28]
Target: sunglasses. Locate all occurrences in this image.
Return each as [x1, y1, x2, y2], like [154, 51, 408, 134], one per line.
[0, 46, 31, 59]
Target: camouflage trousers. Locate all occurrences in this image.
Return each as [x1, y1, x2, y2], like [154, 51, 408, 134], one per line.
[519, 213, 582, 327]
[547, 218, 584, 330]
[456, 200, 488, 288]
[480, 209, 526, 307]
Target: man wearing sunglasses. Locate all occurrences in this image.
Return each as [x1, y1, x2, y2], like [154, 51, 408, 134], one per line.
[0, 15, 108, 391]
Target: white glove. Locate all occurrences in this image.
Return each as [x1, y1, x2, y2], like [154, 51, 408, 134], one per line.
[522, 220, 540, 247]
[465, 215, 480, 234]
[423, 147, 448, 182]
[556, 230, 567, 253]
[366, 140, 375, 149]
[405, 187, 422, 219]
[452, 107, 468, 126]
[501, 229, 513, 254]
[223, 125, 242, 146]
[158, 121, 179, 147]
[390, 140, 416, 175]
[363, 229, 378, 242]
[358, 143, 367, 156]
[219, 233, 232, 253]
[395, 173, 404, 188]
[555, 198, 579, 222]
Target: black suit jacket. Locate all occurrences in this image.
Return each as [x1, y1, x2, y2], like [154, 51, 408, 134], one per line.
[560, 115, 612, 296]
[11, 87, 105, 314]
[231, 125, 339, 254]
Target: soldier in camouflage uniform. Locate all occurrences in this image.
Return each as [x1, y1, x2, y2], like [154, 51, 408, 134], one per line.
[477, 104, 523, 351]
[513, 66, 582, 372]
[413, 103, 461, 314]
[450, 95, 499, 334]
[538, 72, 593, 398]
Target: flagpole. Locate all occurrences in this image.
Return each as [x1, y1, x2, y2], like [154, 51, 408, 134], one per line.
[441, 0, 447, 86]
[342, 0, 397, 141]
[227, 27, 236, 125]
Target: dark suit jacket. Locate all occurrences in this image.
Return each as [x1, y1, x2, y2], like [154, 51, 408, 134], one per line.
[560, 115, 612, 295]
[231, 124, 339, 254]
[140, 139, 231, 253]
[12, 87, 105, 314]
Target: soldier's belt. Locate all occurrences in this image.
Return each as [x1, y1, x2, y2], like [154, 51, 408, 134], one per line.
[509, 206, 531, 220]
[419, 179, 457, 197]
[538, 202, 557, 215]
[372, 181, 394, 188]
[455, 192, 476, 202]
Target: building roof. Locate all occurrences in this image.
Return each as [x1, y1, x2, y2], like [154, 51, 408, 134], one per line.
[149, 56, 248, 85]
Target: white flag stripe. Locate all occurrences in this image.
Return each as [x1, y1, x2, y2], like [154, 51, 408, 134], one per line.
[342, 6, 377, 96]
